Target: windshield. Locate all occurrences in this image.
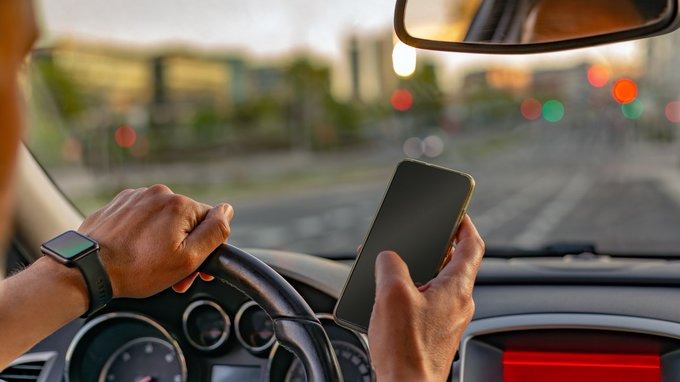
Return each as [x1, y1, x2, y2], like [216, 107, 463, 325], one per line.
[25, 0, 680, 256]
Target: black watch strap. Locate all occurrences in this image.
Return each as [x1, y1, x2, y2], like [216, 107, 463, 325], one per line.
[75, 250, 113, 318]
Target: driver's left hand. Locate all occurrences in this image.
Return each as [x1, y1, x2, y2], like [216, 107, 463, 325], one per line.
[78, 184, 233, 298]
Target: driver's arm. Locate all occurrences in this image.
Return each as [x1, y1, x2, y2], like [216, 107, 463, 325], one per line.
[368, 215, 484, 381]
[0, 187, 233, 370]
[0, 0, 232, 369]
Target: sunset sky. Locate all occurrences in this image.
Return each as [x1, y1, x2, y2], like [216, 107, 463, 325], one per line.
[36, 0, 643, 89]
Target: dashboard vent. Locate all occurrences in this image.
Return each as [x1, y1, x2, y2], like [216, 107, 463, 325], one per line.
[0, 352, 56, 382]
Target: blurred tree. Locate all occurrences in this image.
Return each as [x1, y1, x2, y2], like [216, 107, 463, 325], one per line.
[191, 107, 224, 140]
[397, 61, 445, 132]
[33, 54, 85, 121]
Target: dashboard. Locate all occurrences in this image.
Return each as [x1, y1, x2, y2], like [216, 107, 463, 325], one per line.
[5, 248, 370, 382]
[62, 283, 370, 382]
[6, 247, 680, 382]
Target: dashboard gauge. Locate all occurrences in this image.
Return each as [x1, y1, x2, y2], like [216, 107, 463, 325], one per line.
[284, 341, 372, 382]
[65, 313, 187, 382]
[235, 301, 276, 355]
[182, 300, 230, 351]
[99, 337, 184, 382]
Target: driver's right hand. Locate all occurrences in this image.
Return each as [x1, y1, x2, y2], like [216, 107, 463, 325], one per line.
[368, 215, 484, 382]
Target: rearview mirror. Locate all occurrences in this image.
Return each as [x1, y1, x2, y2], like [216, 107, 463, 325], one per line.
[394, 0, 680, 53]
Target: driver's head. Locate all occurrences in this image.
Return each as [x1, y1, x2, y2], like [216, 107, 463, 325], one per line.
[0, 0, 39, 273]
[522, 0, 644, 43]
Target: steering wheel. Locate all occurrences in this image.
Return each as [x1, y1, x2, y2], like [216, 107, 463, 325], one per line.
[200, 243, 343, 382]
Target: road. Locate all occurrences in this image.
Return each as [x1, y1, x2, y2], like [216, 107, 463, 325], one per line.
[222, 124, 680, 256]
[52, 120, 680, 256]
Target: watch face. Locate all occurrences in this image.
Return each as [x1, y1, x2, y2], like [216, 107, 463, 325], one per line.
[42, 230, 98, 260]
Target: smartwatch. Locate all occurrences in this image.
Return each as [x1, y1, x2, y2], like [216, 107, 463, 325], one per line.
[40, 230, 113, 318]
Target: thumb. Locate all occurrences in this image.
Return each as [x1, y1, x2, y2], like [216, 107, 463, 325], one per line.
[185, 203, 234, 265]
[375, 251, 413, 291]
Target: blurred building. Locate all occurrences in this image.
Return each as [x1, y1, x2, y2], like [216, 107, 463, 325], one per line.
[29, 37, 391, 156]
[32, 40, 235, 129]
[645, 32, 680, 98]
[33, 41, 152, 114]
[31, 40, 314, 128]
[462, 68, 532, 93]
[462, 64, 589, 99]
[338, 32, 398, 102]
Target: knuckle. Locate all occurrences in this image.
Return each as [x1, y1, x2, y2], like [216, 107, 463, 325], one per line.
[147, 184, 172, 195]
[468, 298, 476, 315]
[380, 279, 412, 304]
[461, 298, 476, 321]
[166, 194, 189, 212]
[451, 284, 475, 306]
[476, 236, 486, 253]
[114, 188, 135, 200]
[223, 203, 235, 219]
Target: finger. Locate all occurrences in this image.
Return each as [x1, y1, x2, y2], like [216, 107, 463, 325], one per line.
[199, 272, 214, 282]
[172, 272, 199, 293]
[375, 251, 413, 290]
[437, 246, 454, 272]
[454, 214, 481, 246]
[436, 215, 485, 286]
[356, 244, 363, 255]
[181, 201, 214, 233]
[184, 203, 234, 266]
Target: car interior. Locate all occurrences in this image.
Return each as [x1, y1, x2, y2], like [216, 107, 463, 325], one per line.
[4, 0, 680, 381]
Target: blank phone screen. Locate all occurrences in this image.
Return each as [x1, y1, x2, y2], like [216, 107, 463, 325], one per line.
[334, 160, 473, 332]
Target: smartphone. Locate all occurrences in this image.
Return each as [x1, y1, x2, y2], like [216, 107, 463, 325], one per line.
[333, 159, 474, 333]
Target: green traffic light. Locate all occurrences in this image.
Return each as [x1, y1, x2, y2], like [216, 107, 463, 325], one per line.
[621, 99, 644, 119]
[542, 100, 565, 122]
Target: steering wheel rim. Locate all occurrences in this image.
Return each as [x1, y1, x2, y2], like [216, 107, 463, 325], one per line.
[200, 243, 343, 382]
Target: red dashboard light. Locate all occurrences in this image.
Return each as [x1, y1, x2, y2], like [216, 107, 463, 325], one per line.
[503, 351, 660, 382]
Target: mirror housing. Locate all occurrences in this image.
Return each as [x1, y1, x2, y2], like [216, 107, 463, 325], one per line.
[394, 0, 680, 54]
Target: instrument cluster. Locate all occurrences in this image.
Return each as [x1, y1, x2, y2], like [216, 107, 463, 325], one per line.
[66, 289, 374, 381]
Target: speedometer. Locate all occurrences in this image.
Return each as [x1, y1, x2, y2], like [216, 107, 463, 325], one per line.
[65, 313, 188, 382]
[284, 340, 372, 382]
[99, 337, 184, 382]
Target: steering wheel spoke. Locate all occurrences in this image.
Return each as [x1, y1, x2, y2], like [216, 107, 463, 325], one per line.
[200, 244, 343, 382]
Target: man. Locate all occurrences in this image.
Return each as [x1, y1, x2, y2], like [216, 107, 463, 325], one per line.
[0, 1, 484, 380]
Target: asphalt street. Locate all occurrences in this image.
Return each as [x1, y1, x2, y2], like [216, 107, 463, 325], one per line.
[52, 122, 680, 256]
[226, 125, 680, 256]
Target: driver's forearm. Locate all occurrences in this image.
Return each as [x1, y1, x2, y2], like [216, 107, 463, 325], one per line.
[0, 256, 88, 369]
[0, 73, 22, 272]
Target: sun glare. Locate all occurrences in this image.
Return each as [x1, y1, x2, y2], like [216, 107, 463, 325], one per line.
[392, 41, 417, 78]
